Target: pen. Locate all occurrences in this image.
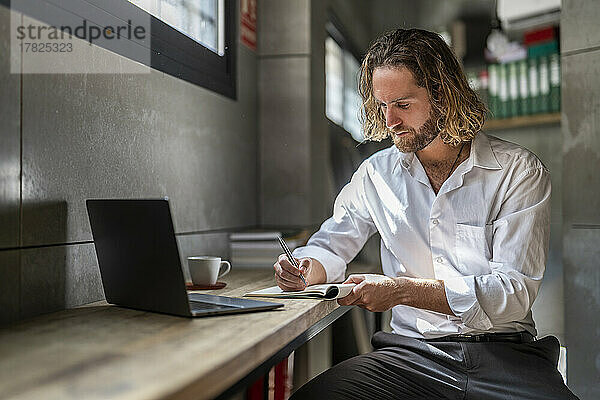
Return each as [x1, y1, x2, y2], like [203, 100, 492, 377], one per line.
[277, 236, 308, 286]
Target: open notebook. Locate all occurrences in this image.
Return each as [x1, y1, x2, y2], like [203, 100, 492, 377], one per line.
[245, 284, 355, 300]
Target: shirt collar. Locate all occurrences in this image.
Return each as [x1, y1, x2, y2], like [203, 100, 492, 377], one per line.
[392, 147, 414, 174]
[391, 132, 501, 174]
[472, 132, 502, 170]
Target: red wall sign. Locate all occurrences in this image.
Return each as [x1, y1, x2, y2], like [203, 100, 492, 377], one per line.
[240, 0, 257, 51]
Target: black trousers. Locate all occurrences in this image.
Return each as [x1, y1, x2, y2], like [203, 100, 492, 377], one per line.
[291, 332, 579, 400]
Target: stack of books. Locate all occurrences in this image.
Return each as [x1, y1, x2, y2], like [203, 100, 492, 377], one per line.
[229, 231, 305, 269]
[487, 26, 560, 119]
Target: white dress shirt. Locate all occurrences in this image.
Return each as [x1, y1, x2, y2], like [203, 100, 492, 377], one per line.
[293, 133, 551, 338]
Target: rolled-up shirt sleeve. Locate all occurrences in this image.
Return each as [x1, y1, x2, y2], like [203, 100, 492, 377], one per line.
[445, 166, 551, 330]
[293, 161, 377, 283]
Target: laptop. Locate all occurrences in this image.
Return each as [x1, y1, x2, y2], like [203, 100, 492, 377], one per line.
[86, 198, 283, 317]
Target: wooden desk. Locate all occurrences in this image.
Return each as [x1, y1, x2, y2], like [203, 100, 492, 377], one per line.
[0, 266, 376, 400]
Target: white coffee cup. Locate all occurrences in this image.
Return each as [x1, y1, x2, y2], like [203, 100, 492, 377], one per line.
[187, 256, 231, 285]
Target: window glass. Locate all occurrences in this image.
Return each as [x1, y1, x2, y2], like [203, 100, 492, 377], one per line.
[128, 0, 224, 55]
[326, 36, 344, 125]
[326, 35, 364, 142]
[343, 52, 362, 141]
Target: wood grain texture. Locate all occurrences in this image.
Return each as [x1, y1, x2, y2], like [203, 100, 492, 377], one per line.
[0, 264, 378, 400]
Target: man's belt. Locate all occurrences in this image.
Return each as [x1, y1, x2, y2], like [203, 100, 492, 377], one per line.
[425, 331, 534, 343]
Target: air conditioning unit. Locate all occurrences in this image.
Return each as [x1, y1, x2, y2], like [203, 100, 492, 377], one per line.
[497, 0, 561, 31]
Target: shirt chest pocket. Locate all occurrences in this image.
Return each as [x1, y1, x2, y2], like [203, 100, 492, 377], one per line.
[454, 223, 492, 273]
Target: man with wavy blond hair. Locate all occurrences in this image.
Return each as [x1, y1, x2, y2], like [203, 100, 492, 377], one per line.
[275, 29, 577, 399]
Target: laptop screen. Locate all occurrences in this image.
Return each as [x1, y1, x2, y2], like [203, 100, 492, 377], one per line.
[87, 199, 191, 316]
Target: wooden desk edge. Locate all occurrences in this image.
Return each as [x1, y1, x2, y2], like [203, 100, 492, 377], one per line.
[171, 305, 352, 400]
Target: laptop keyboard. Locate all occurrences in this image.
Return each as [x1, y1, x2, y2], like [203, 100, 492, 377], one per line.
[189, 300, 240, 312]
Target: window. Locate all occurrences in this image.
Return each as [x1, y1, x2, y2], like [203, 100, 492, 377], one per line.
[128, 0, 225, 56]
[325, 37, 344, 125]
[7, 0, 236, 98]
[128, 0, 236, 98]
[325, 20, 363, 142]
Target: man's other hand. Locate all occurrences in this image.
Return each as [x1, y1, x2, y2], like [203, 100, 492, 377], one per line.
[337, 274, 401, 312]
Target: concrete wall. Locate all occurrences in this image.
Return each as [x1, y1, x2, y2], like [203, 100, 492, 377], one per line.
[258, 0, 375, 228]
[561, 1, 600, 398]
[258, 0, 328, 227]
[0, 2, 259, 324]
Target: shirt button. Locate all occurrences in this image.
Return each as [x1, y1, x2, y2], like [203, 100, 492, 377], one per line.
[432, 219, 439, 225]
[436, 257, 444, 263]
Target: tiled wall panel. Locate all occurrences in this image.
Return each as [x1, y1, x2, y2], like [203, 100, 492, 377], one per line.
[561, 0, 600, 54]
[0, 4, 20, 249]
[562, 7, 600, 398]
[561, 52, 600, 227]
[21, 47, 258, 246]
[563, 228, 600, 399]
[20, 244, 103, 320]
[259, 56, 311, 226]
[0, 251, 20, 324]
[258, 0, 310, 56]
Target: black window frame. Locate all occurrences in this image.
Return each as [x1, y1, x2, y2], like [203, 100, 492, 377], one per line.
[325, 11, 364, 141]
[3, 0, 237, 99]
[326, 12, 362, 65]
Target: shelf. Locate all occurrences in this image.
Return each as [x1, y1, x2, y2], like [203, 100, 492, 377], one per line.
[484, 113, 561, 131]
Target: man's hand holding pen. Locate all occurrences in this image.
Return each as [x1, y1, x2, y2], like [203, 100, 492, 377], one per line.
[273, 236, 328, 291]
[273, 254, 312, 291]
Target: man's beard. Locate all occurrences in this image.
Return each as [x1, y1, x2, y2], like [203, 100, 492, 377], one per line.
[390, 111, 440, 153]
